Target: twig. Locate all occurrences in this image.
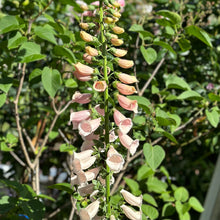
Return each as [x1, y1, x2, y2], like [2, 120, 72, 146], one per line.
[10, 151, 26, 167]
[45, 202, 71, 219]
[58, 129, 70, 144]
[68, 197, 76, 220]
[23, 128, 36, 153]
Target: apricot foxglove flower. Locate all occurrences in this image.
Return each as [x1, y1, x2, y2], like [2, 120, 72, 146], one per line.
[93, 81, 107, 92]
[116, 73, 138, 84]
[111, 48, 127, 57]
[80, 31, 94, 42]
[120, 204, 142, 220]
[73, 149, 94, 160]
[109, 130, 118, 142]
[74, 62, 94, 76]
[118, 131, 139, 155]
[72, 91, 92, 104]
[72, 156, 97, 173]
[78, 183, 95, 196]
[70, 110, 91, 129]
[83, 53, 93, 64]
[116, 82, 137, 95]
[81, 140, 94, 151]
[94, 104, 105, 116]
[79, 200, 100, 220]
[113, 109, 126, 125]
[79, 118, 101, 136]
[117, 94, 138, 113]
[120, 189, 143, 207]
[111, 38, 124, 46]
[104, 17, 114, 24]
[112, 26, 125, 34]
[73, 71, 93, 81]
[85, 46, 99, 56]
[80, 22, 89, 30]
[117, 58, 134, 69]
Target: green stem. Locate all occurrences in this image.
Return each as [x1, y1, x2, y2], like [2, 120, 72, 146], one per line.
[99, 1, 111, 218]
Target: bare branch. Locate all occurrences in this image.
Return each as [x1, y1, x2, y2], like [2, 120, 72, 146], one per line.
[23, 128, 35, 153]
[10, 151, 26, 167]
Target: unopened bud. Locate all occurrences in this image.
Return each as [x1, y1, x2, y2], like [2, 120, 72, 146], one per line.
[112, 26, 125, 34]
[110, 48, 127, 57]
[80, 5, 89, 11]
[111, 38, 123, 46]
[85, 46, 99, 56]
[80, 31, 94, 42]
[104, 17, 114, 24]
[117, 58, 134, 69]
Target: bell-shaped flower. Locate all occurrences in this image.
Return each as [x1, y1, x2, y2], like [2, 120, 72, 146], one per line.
[79, 118, 101, 136]
[110, 48, 127, 57]
[117, 58, 134, 69]
[98, 175, 115, 186]
[116, 82, 137, 95]
[117, 73, 138, 84]
[84, 167, 100, 181]
[111, 38, 124, 46]
[82, 133, 99, 141]
[79, 200, 100, 220]
[112, 26, 125, 34]
[74, 62, 94, 76]
[106, 146, 124, 173]
[120, 189, 143, 207]
[80, 31, 94, 42]
[109, 130, 118, 142]
[81, 140, 94, 151]
[70, 110, 91, 129]
[83, 53, 93, 64]
[113, 109, 126, 126]
[72, 91, 92, 104]
[73, 71, 92, 81]
[118, 132, 139, 155]
[90, 189, 99, 202]
[117, 94, 138, 113]
[120, 205, 142, 220]
[85, 46, 99, 56]
[72, 156, 96, 173]
[78, 183, 94, 196]
[93, 81, 107, 92]
[73, 149, 94, 160]
[94, 104, 105, 116]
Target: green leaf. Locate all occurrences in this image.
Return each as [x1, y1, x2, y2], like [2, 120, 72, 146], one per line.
[53, 45, 76, 63]
[8, 32, 27, 49]
[156, 18, 173, 27]
[143, 194, 158, 207]
[133, 115, 146, 126]
[143, 143, 165, 170]
[178, 38, 191, 52]
[36, 194, 56, 202]
[18, 42, 46, 63]
[185, 25, 212, 47]
[124, 178, 141, 196]
[205, 109, 219, 128]
[139, 31, 155, 40]
[129, 24, 144, 32]
[162, 203, 176, 217]
[6, 133, 18, 144]
[29, 68, 42, 85]
[153, 41, 176, 55]
[41, 67, 62, 98]
[174, 187, 189, 202]
[0, 16, 19, 34]
[141, 204, 159, 220]
[0, 142, 12, 151]
[189, 196, 204, 212]
[166, 75, 191, 90]
[65, 78, 78, 88]
[34, 25, 57, 45]
[60, 144, 76, 152]
[0, 196, 17, 214]
[146, 177, 168, 193]
[0, 94, 7, 108]
[128, 96, 152, 113]
[156, 10, 181, 25]
[48, 183, 74, 194]
[177, 90, 202, 100]
[165, 26, 175, 35]
[175, 201, 191, 216]
[208, 93, 220, 102]
[156, 108, 176, 126]
[0, 77, 13, 93]
[140, 46, 157, 65]
[137, 164, 154, 181]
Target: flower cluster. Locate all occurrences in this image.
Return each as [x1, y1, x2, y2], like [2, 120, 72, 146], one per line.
[70, 0, 141, 219]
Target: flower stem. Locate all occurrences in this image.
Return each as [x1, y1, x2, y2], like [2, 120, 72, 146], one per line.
[99, 0, 111, 217]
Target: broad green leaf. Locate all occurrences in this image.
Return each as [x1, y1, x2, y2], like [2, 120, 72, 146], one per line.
[162, 203, 176, 217]
[208, 93, 220, 102]
[176, 201, 191, 217]
[144, 143, 165, 170]
[129, 24, 144, 32]
[162, 130, 178, 144]
[48, 183, 74, 194]
[174, 187, 189, 202]
[141, 204, 159, 220]
[137, 164, 154, 181]
[128, 96, 152, 113]
[0, 93, 7, 108]
[189, 196, 204, 212]
[0, 196, 17, 214]
[134, 131, 146, 141]
[178, 38, 191, 52]
[166, 75, 191, 90]
[179, 212, 190, 220]
[165, 26, 175, 35]
[0, 77, 13, 93]
[156, 10, 181, 25]
[146, 177, 168, 194]
[153, 41, 176, 55]
[124, 178, 141, 196]
[19, 184, 36, 199]
[133, 115, 146, 126]
[34, 25, 57, 45]
[168, 113, 181, 133]
[160, 192, 175, 202]
[143, 194, 158, 207]
[6, 133, 18, 144]
[60, 0, 83, 12]
[29, 68, 42, 85]
[41, 67, 62, 98]
[177, 90, 202, 100]
[156, 18, 173, 27]
[60, 144, 76, 152]
[53, 45, 76, 63]
[205, 109, 219, 128]
[65, 78, 78, 88]
[156, 108, 176, 126]
[185, 25, 212, 47]
[0, 142, 12, 151]
[139, 31, 155, 40]
[140, 46, 157, 65]
[36, 194, 56, 202]
[8, 32, 27, 49]
[18, 42, 46, 63]
[0, 16, 19, 34]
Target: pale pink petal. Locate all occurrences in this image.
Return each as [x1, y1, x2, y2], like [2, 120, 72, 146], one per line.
[73, 71, 92, 81]
[117, 94, 138, 113]
[113, 109, 126, 126]
[72, 91, 92, 104]
[94, 104, 105, 116]
[119, 118, 133, 134]
[79, 118, 101, 136]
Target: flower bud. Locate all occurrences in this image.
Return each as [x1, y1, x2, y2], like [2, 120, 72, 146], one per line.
[93, 81, 107, 92]
[111, 38, 123, 46]
[113, 11, 121, 18]
[116, 82, 137, 95]
[112, 26, 125, 34]
[120, 189, 143, 207]
[80, 31, 94, 42]
[80, 22, 89, 30]
[74, 62, 94, 76]
[116, 73, 138, 84]
[72, 91, 92, 104]
[110, 0, 121, 8]
[73, 71, 93, 81]
[85, 46, 99, 56]
[80, 5, 89, 11]
[110, 215, 116, 220]
[104, 17, 114, 24]
[120, 205, 142, 220]
[83, 53, 93, 64]
[117, 58, 134, 69]
[110, 48, 127, 57]
[117, 94, 138, 113]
